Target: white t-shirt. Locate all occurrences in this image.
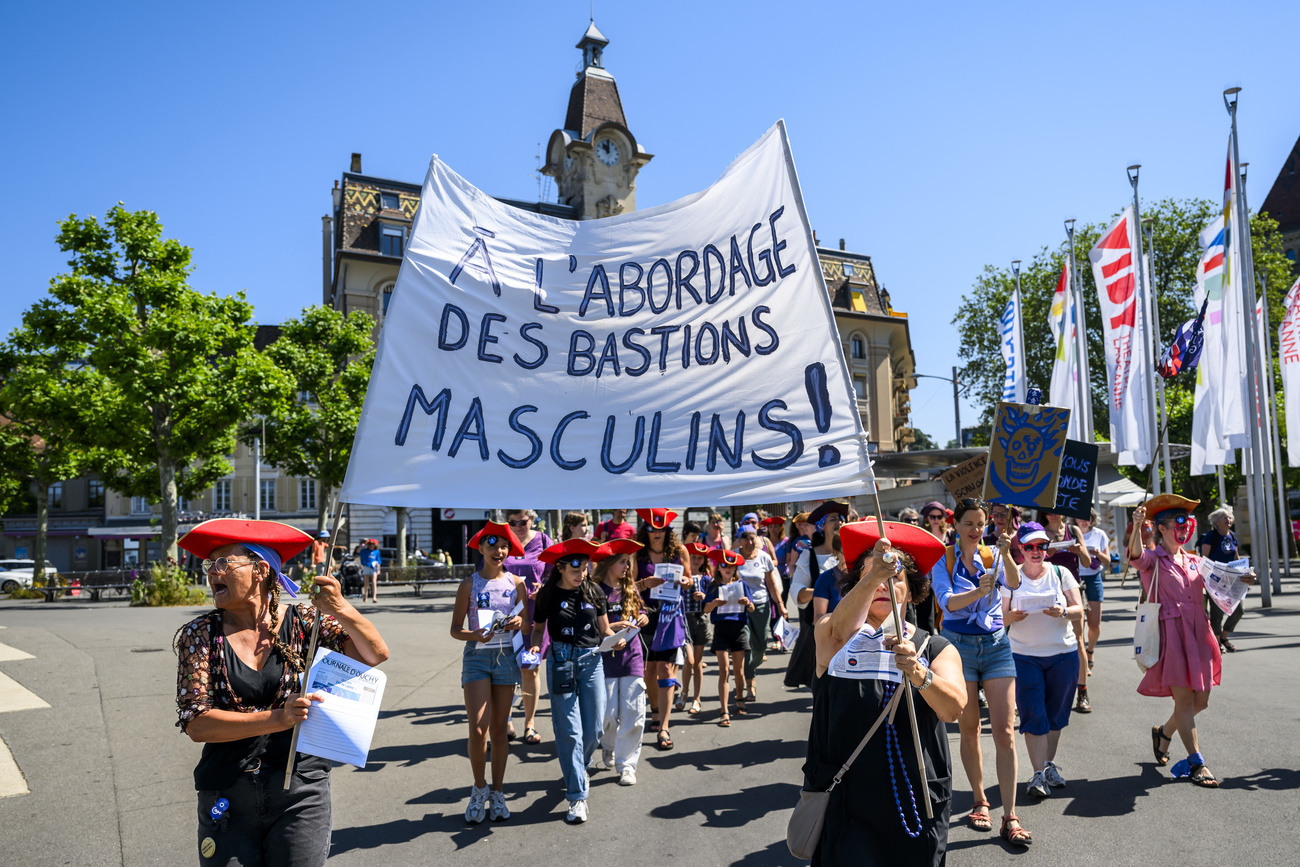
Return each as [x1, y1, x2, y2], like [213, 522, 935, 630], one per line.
[738, 551, 776, 605]
[791, 549, 837, 610]
[1000, 564, 1079, 657]
[1079, 528, 1110, 576]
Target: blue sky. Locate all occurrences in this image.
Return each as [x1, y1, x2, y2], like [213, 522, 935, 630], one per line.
[3, 1, 1296, 443]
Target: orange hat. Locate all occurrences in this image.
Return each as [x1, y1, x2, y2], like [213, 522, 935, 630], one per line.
[636, 508, 677, 529]
[685, 541, 711, 557]
[707, 549, 745, 568]
[593, 539, 643, 561]
[840, 520, 946, 575]
[468, 522, 525, 558]
[539, 538, 602, 564]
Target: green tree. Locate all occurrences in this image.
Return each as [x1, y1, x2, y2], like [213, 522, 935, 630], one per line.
[246, 306, 375, 537]
[909, 428, 940, 450]
[23, 205, 278, 561]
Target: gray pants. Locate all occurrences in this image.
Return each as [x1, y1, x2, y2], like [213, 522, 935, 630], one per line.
[744, 606, 770, 680]
[197, 764, 331, 866]
[1209, 599, 1244, 636]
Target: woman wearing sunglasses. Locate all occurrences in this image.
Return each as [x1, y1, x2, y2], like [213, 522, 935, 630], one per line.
[633, 508, 692, 750]
[1001, 522, 1084, 804]
[919, 501, 951, 545]
[1131, 495, 1243, 789]
[528, 539, 618, 823]
[174, 519, 388, 866]
[929, 498, 1025, 844]
[593, 539, 648, 786]
[452, 522, 530, 824]
[503, 509, 553, 746]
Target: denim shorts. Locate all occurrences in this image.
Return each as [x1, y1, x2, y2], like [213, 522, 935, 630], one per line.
[941, 627, 1017, 682]
[1079, 572, 1105, 603]
[461, 641, 522, 686]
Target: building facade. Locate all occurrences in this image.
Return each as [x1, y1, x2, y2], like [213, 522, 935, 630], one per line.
[1260, 132, 1300, 276]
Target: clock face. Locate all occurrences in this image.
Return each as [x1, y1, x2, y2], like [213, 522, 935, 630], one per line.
[596, 138, 621, 166]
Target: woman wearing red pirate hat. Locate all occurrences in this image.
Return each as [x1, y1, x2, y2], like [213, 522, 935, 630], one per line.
[174, 519, 388, 867]
[632, 508, 693, 750]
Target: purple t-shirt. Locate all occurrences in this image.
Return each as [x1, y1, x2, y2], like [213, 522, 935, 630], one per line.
[504, 532, 552, 591]
[600, 583, 644, 679]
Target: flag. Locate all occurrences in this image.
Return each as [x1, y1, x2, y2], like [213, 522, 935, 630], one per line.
[1218, 141, 1251, 448]
[1047, 260, 1083, 439]
[1089, 205, 1153, 467]
[1191, 216, 1232, 474]
[1157, 298, 1209, 379]
[1255, 297, 1274, 474]
[1280, 276, 1300, 466]
[1000, 287, 1027, 404]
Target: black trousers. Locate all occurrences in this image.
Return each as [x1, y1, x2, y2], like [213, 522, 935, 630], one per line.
[196, 764, 332, 867]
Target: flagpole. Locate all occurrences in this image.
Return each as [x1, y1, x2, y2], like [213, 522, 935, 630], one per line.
[1140, 217, 1175, 494]
[1216, 465, 1226, 506]
[1127, 166, 1162, 486]
[1225, 87, 1274, 606]
[1257, 271, 1293, 576]
[1065, 220, 1095, 440]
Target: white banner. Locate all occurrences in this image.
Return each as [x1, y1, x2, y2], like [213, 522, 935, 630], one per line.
[1089, 206, 1153, 467]
[1281, 276, 1300, 466]
[339, 122, 873, 509]
[1047, 260, 1082, 440]
[1219, 141, 1251, 448]
[1191, 216, 1232, 474]
[1255, 298, 1273, 473]
[1000, 287, 1027, 404]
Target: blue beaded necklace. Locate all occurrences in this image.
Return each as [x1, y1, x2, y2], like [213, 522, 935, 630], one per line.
[881, 681, 923, 838]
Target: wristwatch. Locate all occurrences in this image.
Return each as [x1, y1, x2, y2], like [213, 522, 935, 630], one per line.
[914, 667, 934, 691]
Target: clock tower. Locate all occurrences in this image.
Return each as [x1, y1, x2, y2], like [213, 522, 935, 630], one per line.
[542, 21, 652, 220]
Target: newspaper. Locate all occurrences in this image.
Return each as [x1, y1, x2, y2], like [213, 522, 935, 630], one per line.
[1201, 557, 1252, 615]
[296, 648, 387, 768]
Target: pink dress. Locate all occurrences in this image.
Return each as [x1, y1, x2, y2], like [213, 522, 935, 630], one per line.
[1131, 546, 1222, 697]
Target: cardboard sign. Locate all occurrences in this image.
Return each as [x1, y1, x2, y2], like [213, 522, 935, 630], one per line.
[982, 402, 1070, 509]
[1053, 439, 1098, 519]
[941, 453, 990, 501]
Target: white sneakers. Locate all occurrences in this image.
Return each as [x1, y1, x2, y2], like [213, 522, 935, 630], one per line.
[619, 768, 637, 786]
[465, 785, 489, 823]
[565, 799, 589, 824]
[1043, 761, 1067, 788]
[488, 789, 510, 821]
[1027, 771, 1050, 798]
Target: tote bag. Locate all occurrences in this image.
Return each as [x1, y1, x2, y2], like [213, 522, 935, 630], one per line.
[1133, 560, 1161, 672]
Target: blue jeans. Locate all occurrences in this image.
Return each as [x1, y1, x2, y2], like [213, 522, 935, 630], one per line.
[548, 644, 606, 802]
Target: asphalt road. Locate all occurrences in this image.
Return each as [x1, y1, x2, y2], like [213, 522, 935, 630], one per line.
[1, 571, 1298, 866]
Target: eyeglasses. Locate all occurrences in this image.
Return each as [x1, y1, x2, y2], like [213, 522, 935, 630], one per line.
[202, 556, 257, 574]
[562, 557, 589, 569]
[508, 519, 530, 527]
[1022, 542, 1049, 552]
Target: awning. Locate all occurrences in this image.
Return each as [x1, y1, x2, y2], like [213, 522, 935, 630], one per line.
[2, 527, 92, 538]
[870, 447, 989, 479]
[1096, 477, 1148, 508]
[88, 525, 158, 539]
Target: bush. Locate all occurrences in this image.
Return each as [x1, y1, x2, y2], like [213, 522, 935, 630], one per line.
[131, 562, 209, 607]
[7, 586, 46, 600]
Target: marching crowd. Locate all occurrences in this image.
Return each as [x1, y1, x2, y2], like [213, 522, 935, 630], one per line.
[171, 490, 1249, 865]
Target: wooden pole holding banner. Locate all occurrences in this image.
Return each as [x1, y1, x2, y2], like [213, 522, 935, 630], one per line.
[870, 490, 933, 820]
[284, 505, 345, 788]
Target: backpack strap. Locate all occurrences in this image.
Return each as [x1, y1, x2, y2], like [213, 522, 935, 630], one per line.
[979, 545, 995, 569]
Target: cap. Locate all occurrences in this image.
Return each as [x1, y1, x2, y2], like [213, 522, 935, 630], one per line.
[1017, 522, 1050, 546]
[740, 512, 759, 525]
[839, 520, 946, 575]
[707, 549, 745, 567]
[318, 530, 330, 539]
[635, 508, 677, 530]
[592, 539, 643, 561]
[540, 539, 602, 564]
[468, 522, 526, 558]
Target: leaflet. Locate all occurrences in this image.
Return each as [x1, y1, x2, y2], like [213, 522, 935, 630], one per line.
[296, 648, 387, 768]
[650, 564, 684, 602]
[777, 616, 799, 650]
[1014, 592, 1059, 613]
[829, 629, 900, 682]
[597, 625, 640, 652]
[717, 581, 745, 614]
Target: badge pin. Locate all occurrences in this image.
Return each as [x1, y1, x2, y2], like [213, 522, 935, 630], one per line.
[201, 837, 217, 858]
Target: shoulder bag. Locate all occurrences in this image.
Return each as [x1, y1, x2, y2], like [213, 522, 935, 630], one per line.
[1133, 556, 1161, 672]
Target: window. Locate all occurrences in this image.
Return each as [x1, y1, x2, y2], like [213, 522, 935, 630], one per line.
[131, 496, 151, 514]
[260, 480, 277, 513]
[88, 480, 105, 508]
[1288, 249, 1296, 263]
[178, 495, 191, 512]
[382, 284, 394, 314]
[381, 192, 400, 210]
[843, 262, 856, 277]
[854, 377, 867, 399]
[214, 480, 232, 512]
[380, 225, 404, 257]
[49, 482, 63, 509]
[851, 337, 865, 359]
[299, 479, 317, 512]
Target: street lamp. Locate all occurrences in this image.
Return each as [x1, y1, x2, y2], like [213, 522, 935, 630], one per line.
[914, 368, 968, 447]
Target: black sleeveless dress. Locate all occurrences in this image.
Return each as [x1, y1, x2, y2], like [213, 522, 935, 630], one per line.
[802, 627, 953, 866]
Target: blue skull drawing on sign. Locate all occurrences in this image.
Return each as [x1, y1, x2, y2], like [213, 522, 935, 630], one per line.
[989, 404, 1068, 505]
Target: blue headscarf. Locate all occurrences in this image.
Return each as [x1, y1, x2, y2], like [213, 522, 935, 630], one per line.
[242, 541, 300, 597]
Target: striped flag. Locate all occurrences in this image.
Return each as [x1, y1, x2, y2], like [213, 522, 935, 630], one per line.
[1217, 141, 1251, 449]
[1047, 260, 1083, 439]
[1000, 287, 1027, 404]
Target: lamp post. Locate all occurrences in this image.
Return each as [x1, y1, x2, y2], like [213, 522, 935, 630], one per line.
[914, 370, 964, 446]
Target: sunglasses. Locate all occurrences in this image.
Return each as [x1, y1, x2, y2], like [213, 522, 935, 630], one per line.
[649, 527, 666, 533]
[508, 519, 530, 527]
[1022, 542, 1049, 552]
[562, 556, 589, 569]
[901, 517, 919, 525]
[926, 513, 943, 521]
[202, 556, 257, 574]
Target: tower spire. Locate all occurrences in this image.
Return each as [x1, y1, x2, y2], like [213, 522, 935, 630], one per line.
[577, 20, 608, 71]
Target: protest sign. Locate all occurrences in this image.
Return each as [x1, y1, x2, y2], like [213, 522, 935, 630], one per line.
[339, 122, 873, 509]
[941, 453, 989, 501]
[982, 402, 1070, 509]
[1053, 439, 1098, 519]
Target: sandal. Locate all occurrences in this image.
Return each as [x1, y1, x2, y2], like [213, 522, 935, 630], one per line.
[688, 698, 701, 715]
[523, 727, 541, 745]
[1189, 764, 1220, 788]
[968, 801, 992, 832]
[1220, 638, 1236, 653]
[736, 699, 748, 715]
[1151, 725, 1172, 766]
[718, 713, 731, 727]
[657, 730, 674, 750]
[648, 718, 661, 733]
[1000, 814, 1032, 846]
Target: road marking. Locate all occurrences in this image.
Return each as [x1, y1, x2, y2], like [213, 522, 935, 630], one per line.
[0, 642, 35, 662]
[0, 736, 28, 797]
[0, 671, 50, 713]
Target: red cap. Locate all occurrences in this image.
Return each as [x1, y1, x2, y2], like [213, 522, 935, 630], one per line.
[685, 541, 711, 557]
[468, 522, 525, 558]
[761, 516, 786, 527]
[839, 521, 946, 575]
[635, 508, 677, 530]
[593, 539, 644, 561]
[540, 538, 602, 564]
[178, 519, 314, 563]
[707, 549, 745, 568]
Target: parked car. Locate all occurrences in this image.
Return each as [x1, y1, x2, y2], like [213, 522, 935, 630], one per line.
[0, 559, 61, 593]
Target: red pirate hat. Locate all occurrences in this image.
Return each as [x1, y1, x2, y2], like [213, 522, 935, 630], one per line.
[178, 518, 314, 563]
[593, 539, 644, 561]
[468, 522, 526, 558]
[685, 541, 712, 558]
[761, 516, 786, 527]
[707, 549, 746, 568]
[539, 538, 602, 564]
[840, 520, 946, 575]
[635, 508, 677, 530]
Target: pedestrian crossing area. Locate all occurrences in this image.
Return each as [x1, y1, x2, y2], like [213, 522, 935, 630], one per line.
[0, 626, 48, 798]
